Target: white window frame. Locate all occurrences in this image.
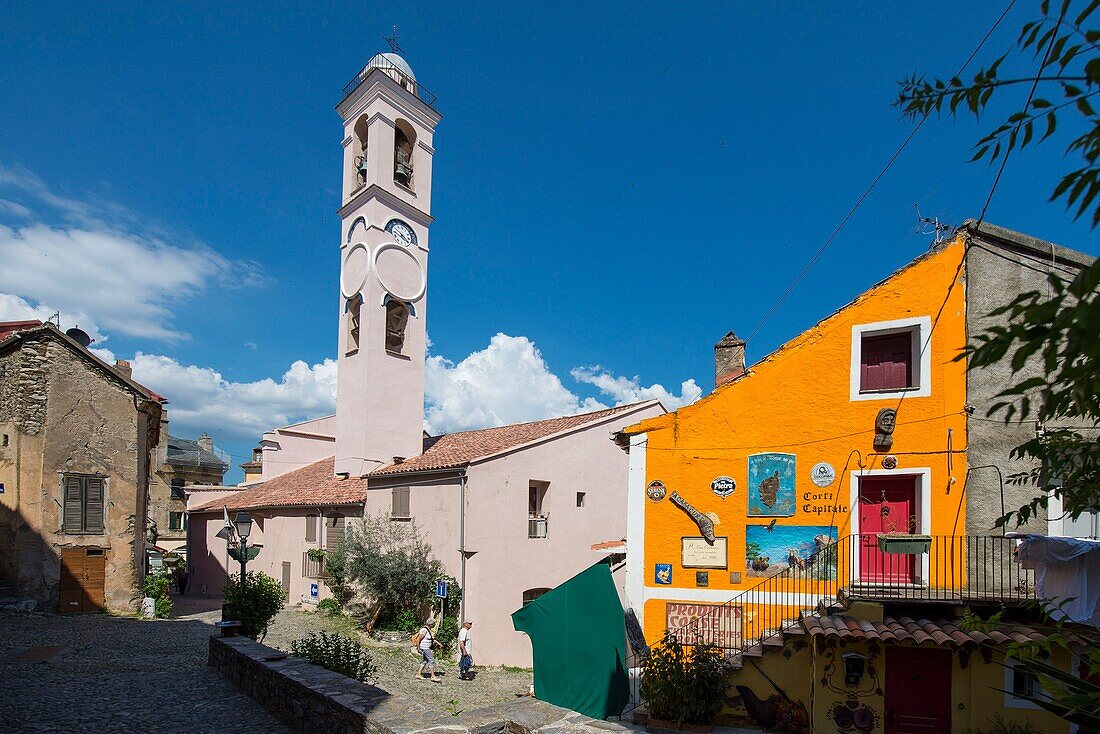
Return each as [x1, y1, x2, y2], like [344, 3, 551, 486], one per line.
[850, 316, 932, 401]
[1004, 657, 1050, 710]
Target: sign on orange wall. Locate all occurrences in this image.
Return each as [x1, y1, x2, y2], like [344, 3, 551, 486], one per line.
[666, 602, 742, 648]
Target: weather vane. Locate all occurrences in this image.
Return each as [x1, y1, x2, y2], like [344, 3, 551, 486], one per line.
[384, 25, 403, 54]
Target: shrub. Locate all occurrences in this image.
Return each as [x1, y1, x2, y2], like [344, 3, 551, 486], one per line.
[317, 598, 341, 616]
[290, 631, 377, 682]
[640, 633, 730, 725]
[329, 514, 462, 627]
[223, 571, 284, 641]
[965, 716, 1041, 734]
[142, 571, 172, 618]
[437, 615, 460, 654]
[391, 609, 419, 632]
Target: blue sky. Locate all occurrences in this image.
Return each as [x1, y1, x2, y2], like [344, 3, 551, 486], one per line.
[1, 1, 1096, 481]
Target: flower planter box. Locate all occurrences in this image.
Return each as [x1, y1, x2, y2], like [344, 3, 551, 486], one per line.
[877, 534, 932, 555]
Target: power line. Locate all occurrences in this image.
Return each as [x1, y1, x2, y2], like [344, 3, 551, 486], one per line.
[976, 1, 1067, 226]
[745, 0, 1019, 347]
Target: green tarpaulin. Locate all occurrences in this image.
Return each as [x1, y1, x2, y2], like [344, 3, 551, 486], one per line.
[511, 562, 629, 719]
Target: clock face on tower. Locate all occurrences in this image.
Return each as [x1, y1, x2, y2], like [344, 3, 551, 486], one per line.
[385, 219, 418, 247]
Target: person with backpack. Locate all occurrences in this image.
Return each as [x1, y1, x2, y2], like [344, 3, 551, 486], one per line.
[412, 616, 442, 682]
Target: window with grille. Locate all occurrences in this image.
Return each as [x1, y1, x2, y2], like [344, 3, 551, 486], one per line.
[391, 487, 411, 520]
[522, 588, 551, 606]
[62, 475, 105, 534]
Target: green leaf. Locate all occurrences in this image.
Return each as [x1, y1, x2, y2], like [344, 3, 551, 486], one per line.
[1077, 97, 1095, 116]
[1041, 112, 1058, 142]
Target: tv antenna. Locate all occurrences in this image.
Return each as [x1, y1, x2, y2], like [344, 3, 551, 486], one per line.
[914, 205, 956, 247]
[384, 26, 403, 54]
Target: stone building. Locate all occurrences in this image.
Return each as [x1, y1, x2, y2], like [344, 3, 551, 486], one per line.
[239, 446, 263, 483]
[0, 321, 163, 613]
[148, 430, 228, 556]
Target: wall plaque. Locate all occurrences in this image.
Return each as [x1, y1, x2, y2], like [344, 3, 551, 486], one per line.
[711, 476, 736, 497]
[646, 480, 667, 502]
[695, 571, 709, 587]
[810, 462, 836, 487]
[654, 564, 672, 585]
[682, 536, 728, 569]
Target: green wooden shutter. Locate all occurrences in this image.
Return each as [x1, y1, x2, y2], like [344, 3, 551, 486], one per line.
[63, 477, 84, 533]
[84, 478, 105, 533]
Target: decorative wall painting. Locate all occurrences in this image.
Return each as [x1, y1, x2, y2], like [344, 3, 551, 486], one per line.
[747, 452, 796, 516]
[745, 524, 838, 579]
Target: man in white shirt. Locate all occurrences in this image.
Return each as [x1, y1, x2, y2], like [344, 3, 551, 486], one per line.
[458, 620, 474, 680]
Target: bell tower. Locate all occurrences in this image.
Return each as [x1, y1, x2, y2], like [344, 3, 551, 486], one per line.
[334, 53, 441, 477]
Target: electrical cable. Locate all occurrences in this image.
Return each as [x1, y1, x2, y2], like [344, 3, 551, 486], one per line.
[745, 0, 1019, 347]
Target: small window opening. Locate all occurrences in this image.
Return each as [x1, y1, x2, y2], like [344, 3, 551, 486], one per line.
[353, 116, 370, 185]
[522, 588, 551, 606]
[346, 295, 363, 354]
[169, 511, 187, 531]
[576, 492, 586, 508]
[170, 478, 186, 500]
[385, 299, 409, 354]
[393, 121, 415, 189]
[391, 487, 411, 520]
[860, 330, 916, 392]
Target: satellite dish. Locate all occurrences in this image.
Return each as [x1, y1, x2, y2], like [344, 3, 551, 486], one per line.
[65, 327, 92, 347]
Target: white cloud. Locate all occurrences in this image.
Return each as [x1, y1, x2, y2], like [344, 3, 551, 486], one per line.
[0, 293, 106, 342]
[75, 331, 697, 446]
[424, 333, 592, 433]
[570, 366, 701, 410]
[423, 333, 699, 435]
[0, 163, 264, 342]
[127, 352, 338, 441]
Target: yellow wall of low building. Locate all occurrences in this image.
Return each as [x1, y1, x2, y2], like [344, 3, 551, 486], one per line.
[631, 240, 970, 644]
[717, 632, 1071, 734]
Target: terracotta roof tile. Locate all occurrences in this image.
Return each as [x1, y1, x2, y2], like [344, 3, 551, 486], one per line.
[802, 614, 1059, 649]
[369, 402, 654, 476]
[192, 457, 367, 512]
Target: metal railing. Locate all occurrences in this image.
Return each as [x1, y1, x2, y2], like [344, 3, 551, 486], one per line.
[673, 534, 1035, 659]
[528, 515, 548, 539]
[302, 552, 329, 579]
[341, 56, 438, 109]
[608, 650, 644, 720]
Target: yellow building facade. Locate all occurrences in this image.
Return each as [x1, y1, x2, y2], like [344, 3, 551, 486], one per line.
[620, 231, 1082, 733]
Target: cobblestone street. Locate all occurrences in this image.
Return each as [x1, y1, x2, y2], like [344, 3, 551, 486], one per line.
[0, 606, 290, 734]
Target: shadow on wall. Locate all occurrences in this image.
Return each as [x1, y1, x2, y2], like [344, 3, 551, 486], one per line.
[0, 503, 62, 610]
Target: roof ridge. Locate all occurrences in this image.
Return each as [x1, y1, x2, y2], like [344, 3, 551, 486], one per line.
[432, 401, 650, 439]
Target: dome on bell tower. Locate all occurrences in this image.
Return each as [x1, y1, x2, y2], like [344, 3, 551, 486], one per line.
[363, 52, 416, 82]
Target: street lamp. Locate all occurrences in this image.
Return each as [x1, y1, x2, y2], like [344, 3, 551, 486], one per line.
[234, 511, 253, 584]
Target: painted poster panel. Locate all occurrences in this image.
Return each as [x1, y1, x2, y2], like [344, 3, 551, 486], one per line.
[747, 453, 797, 516]
[745, 524, 838, 579]
[666, 601, 742, 649]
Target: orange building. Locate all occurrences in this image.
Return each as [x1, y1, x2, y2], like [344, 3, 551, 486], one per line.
[619, 222, 1097, 733]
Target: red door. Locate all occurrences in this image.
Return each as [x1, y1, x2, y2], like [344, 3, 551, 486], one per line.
[859, 476, 917, 584]
[885, 647, 951, 733]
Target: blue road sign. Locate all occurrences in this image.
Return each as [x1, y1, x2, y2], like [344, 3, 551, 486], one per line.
[310, 583, 319, 599]
[435, 579, 448, 599]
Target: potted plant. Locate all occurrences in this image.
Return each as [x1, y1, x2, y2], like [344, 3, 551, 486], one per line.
[876, 514, 931, 554]
[306, 548, 326, 561]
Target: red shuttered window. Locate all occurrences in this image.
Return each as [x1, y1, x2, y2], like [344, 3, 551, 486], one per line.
[860, 332, 914, 392]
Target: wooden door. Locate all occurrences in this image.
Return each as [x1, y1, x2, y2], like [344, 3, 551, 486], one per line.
[885, 646, 951, 733]
[59, 548, 106, 613]
[858, 476, 917, 584]
[281, 561, 291, 600]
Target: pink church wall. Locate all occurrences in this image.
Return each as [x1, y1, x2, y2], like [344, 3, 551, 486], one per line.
[261, 415, 337, 481]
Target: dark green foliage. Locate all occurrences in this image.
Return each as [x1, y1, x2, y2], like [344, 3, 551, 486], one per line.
[223, 571, 285, 641]
[317, 598, 341, 616]
[436, 615, 460, 654]
[290, 631, 377, 683]
[141, 572, 172, 618]
[896, 0, 1100, 226]
[639, 633, 730, 725]
[389, 609, 420, 633]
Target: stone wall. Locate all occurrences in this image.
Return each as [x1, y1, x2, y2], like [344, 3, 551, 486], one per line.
[0, 330, 160, 611]
[962, 224, 1095, 534]
[209, 634, 631, 734]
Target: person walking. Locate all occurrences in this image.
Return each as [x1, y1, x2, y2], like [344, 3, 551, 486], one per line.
[457, 620, 474, 680]
[414, 616, 442, 683]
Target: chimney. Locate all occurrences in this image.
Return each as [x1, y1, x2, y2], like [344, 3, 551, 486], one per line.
[714, 331, 746, 388]
[197, 433, 213, 453]
[114, 359, 132, 379]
